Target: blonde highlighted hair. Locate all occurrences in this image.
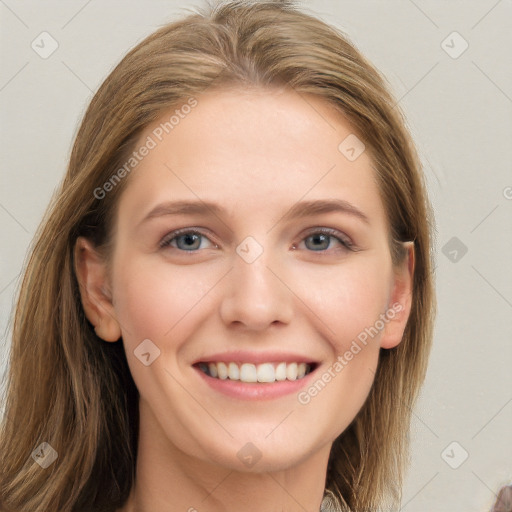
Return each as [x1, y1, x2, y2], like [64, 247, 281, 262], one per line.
[0, 1, 435, 510]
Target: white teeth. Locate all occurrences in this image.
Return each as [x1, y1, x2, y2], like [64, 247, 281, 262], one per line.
[200, 361, 313, 383]
[240, 363, 257, 382]
[286, 362, 298, 381]
[217, 362, 228, 380]
[208, 363, 218, 378]
[228, 362, 239, 380]
[275, 362, 287, 381]
[257, 363, 275, 383]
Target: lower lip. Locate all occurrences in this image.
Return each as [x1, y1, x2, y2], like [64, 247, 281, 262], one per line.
[193, 366, 318, 400]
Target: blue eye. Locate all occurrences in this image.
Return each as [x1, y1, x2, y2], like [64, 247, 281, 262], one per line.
[159, 228, 354, 253]
[301, 229, 353, 252]
[160, 230, 215, 251]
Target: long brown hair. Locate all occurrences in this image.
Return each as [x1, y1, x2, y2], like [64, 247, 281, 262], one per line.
[0, 1, 436, 510]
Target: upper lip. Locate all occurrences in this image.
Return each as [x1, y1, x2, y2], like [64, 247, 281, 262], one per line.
[193, 350, 319, 365]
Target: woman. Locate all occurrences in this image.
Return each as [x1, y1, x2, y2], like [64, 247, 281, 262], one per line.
[0, 1, 436, 510]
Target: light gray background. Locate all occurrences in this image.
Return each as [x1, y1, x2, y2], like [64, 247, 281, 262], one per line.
[1, 1, 511, 510]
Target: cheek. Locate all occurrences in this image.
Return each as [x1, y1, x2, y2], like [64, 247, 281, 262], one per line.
[111, 255, 217, 348]
[296, 255, 392, 355]
[293, 260, 389, 435]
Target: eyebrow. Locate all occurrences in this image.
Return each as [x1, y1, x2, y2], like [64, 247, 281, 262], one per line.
[138, 198, 370, 227]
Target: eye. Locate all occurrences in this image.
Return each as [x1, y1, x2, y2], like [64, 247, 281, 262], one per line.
[159, 229, 216, 251]
[159, 227, 355, 254]
[295, 228, 354, 253]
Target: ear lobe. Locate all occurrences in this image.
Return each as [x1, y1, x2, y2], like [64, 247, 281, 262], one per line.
[380, 242, 415, 349]
[74, 236, 121, 342]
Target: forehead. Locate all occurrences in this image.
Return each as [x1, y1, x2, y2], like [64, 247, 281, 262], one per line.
[116, 87, 386, 229]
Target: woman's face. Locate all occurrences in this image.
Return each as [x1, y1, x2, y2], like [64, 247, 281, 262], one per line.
[102, 86, 411, 472]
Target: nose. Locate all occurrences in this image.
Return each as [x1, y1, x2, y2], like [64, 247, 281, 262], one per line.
[219, 247, 294, 332]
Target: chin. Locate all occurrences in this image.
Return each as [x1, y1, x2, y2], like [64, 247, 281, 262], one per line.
[193, 426, 329, 474]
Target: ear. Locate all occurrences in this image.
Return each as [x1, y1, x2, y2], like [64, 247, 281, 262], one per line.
[380, 241, 415, 349]
[74, 236, 121, 342]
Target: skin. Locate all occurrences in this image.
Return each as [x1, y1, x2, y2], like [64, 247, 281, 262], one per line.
[75, 85, 414, 512]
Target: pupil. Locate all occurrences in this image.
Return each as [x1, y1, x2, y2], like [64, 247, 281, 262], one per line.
[309, 234, 328, 251]
[182, 233, 199, 249]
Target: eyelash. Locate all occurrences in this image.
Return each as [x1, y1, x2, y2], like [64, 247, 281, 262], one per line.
[159, 227, 356, 254]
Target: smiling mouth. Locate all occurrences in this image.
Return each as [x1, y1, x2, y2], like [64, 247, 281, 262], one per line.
[195, 361, 316, 383]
